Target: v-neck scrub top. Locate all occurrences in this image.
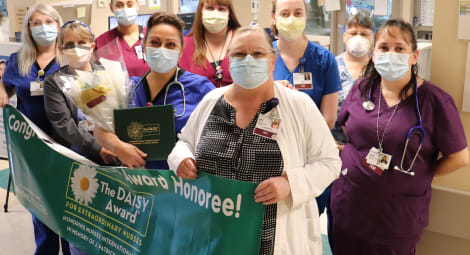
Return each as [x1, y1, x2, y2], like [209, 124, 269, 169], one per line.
[331, 79, 467, 247]
[273, 40, 341, 108]
[95, 27, 149, 77]
[179, 35, 233, 88]
[3, 52, 60, 131]
[129, 69, 215, 170]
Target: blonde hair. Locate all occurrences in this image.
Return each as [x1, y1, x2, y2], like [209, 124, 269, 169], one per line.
[57, 22, 95, 66]
[18, 3, 63, 76]
[230, 26, 275, 52]
[188, 0, 241, 68]
[271, 0, 308, 37]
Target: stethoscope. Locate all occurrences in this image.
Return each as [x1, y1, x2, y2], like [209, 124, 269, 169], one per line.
[363, 80, 426, 176]
[129, 67, 186, 117]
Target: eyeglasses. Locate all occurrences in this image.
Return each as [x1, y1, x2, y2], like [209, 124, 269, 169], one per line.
[62, 44, 92, 50]
[229, 50, 275, 59]
[29, 19, 56, 27]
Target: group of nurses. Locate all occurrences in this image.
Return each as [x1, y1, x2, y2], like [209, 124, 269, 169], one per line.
[94, 12, 215, 170]
[0, 4, 71, 255]
[2, 0, 469, 255]
[331, 19, 469, 254]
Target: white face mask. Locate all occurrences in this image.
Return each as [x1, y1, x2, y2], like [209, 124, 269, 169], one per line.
[145, 47, 180, 74]
[31, 25, 58, 46]
[230, 55, 270, 89]
[374, 52, 411, 82]
[202, 10, 229, 34]
[114, 8, 137, 26]
[347, 35, 371, 57]
[62, 46, 92, 69]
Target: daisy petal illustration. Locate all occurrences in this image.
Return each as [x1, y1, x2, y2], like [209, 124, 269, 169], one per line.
[71, 165, 99, 206]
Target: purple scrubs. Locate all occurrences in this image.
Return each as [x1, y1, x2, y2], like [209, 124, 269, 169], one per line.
[331, 79, 467, 253]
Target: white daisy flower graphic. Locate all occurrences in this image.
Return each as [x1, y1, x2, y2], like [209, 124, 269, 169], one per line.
[71, 165, 99, 206]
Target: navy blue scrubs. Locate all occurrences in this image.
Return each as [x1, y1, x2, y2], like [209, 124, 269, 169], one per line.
[129, 69, 215, 170]
[3, 52, 70, 255]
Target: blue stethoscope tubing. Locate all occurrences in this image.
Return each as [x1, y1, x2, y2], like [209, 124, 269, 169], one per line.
[364, 79, 425, 176]
[129, 67, 186, 117]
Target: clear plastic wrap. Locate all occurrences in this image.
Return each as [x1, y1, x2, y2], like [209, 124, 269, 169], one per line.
[62, 58, 131, 132]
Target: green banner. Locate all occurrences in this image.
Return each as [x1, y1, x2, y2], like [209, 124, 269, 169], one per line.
[4, 105, 264, 255]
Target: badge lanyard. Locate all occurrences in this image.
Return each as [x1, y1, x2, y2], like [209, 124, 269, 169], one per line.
[376, 89, 400, 156]
[364, 88, 400, 175]
[206, 31, 229, 86]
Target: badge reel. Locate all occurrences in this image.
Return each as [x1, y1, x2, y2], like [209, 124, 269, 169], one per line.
[253, 109, 281, 139]
[362, 100, 375, 111]
[30, 69, 45, 96]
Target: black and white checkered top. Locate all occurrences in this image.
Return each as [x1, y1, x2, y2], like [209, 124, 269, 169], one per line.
[195, 96, 284, 255]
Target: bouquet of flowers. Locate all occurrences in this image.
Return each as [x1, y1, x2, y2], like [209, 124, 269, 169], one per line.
[64, 58, 130, 132]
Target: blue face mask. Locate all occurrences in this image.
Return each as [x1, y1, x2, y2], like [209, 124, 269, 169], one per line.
[229, 55, 269, 89]
[145, 47, 180, 74]
[374, 52, 411, 82]
[31, 25, 58, 46]
[114, 8, 137, 26]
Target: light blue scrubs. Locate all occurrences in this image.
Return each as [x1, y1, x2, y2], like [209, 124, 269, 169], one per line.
[273, 40, 342, 108]
[332, 52, 355, 144]
[130, 69, 215, 170]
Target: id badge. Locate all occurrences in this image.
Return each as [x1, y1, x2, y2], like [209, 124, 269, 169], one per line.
[376, 151, 392, 170]
[364, 147, 392, 175]
[293, 72, 313, 90]
[30, 81, 44, 96]
[362, 159, 384, 176]
[135, 45, 144, 59]
[253, 112, 281, 139]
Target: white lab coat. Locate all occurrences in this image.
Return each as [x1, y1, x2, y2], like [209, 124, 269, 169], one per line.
[168, 82, 341, 255]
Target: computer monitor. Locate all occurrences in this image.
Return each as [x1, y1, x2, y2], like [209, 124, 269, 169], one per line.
[176, 12, 195, 30]
[108, 14, 152, 30]
[108, 13, 195, 36]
